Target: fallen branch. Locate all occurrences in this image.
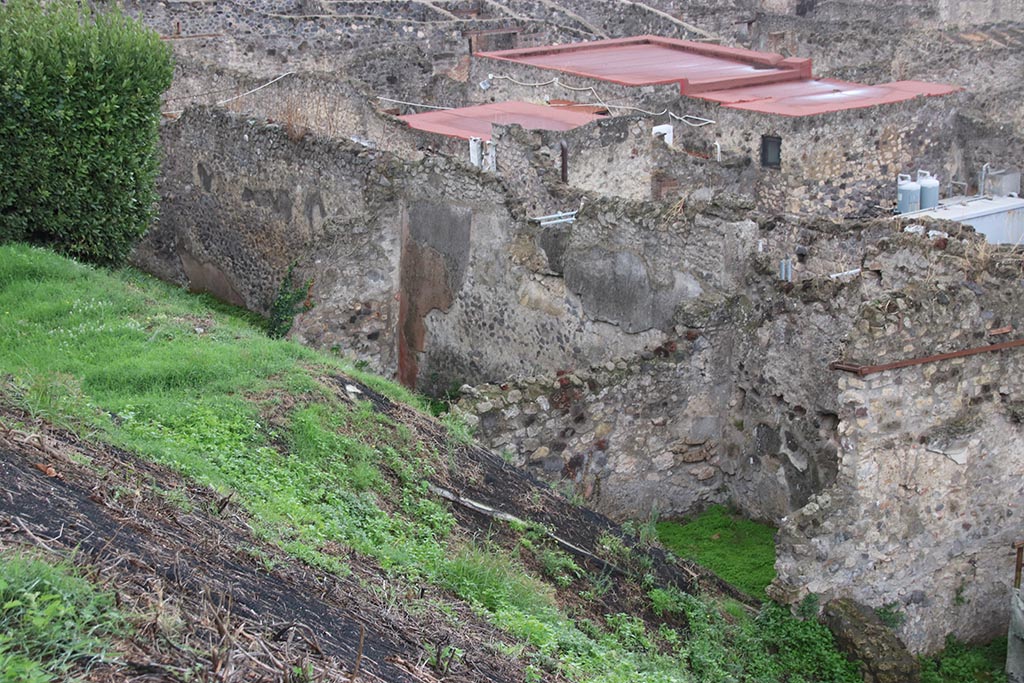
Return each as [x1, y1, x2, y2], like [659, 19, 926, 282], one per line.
[427, 484, 627, 577]
[12, 516, 60, 552]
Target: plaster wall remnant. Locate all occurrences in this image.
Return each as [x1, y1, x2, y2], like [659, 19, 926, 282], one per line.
[1010, 588, 1024, 683]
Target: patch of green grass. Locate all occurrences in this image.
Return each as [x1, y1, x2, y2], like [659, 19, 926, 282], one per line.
[921, 636, 1007, 683]
[441, 544, 555, 615]
[656, 505, 776, 600]
[0, 554, 125, 682]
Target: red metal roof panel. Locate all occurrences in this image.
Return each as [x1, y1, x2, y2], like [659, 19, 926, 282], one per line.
[697, 78, 962, 116]
[398, 101, 602, 141]
[479, 35, 806, 89]
[478, 35, 958, 117]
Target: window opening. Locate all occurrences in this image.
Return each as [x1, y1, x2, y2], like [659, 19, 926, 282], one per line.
[761, 135, 782, 169]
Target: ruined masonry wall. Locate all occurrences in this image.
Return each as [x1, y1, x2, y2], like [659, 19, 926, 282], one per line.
[771, 233, 1024, 653]
[470, 59, 964, 218]
[140, 107, 695, 389]
[134, 107, 404, 372]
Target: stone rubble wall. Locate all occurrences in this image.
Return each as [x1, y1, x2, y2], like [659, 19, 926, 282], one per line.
[140, 103, 1022, 656]
[451, 217, 898, 523]
[770, 230, 1024, 653]
[127, 0, 705, 95]
[139, 107, 688, 390]
[164, 57, 426, 157]
[747, 14, 1024, 148]
[478, 87, 965, 218]
[134, 106, 407, 372]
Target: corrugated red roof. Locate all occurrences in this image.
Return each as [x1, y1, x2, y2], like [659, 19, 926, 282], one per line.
[479, 36, 812, 93]
[697, 78, 961, 116]
[479, 35, 958, 116]
[398, 101, 602, 141]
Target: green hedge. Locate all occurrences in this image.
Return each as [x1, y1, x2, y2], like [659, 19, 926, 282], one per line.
[0, 0, 173, 264]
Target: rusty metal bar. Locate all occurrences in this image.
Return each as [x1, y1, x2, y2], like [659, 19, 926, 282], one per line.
[160, 33, 223, 41]
[830, 337, 1024, 377]
[1015, 541, 1024, 589]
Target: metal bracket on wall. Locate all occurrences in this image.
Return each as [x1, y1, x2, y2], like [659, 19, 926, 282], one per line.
[529, 210, 578, 227]
[1015, 540, 1024, 589]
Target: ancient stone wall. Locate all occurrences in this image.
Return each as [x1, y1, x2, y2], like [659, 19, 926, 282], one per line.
[141, 107, 681, 390]
[164, 58, 429, 157]
[133, 106, 407, 373]
[128, 0, 707, 97]
[450, 212, 895, 521]
[141, 103, 1021, 655]
[769, 229, 1024, 653]
[478, 90, 965, 218]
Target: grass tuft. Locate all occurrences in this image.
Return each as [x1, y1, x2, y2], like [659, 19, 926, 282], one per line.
[0, 554, 124, 682]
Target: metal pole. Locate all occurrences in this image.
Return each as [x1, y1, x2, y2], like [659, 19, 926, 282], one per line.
[830, 338, 1024, 377]
[1015, 541, 1024, 589]
[560, 140, 568, 183]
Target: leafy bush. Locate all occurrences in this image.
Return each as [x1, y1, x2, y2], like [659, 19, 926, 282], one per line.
[920, 636, 1007, 683]
[267, 264, 313, 338]
[0, 0, 173, 264]
[0, 554, 124, 682]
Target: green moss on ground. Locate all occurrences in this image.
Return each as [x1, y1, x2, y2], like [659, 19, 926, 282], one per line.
[656, 505, 777, 600]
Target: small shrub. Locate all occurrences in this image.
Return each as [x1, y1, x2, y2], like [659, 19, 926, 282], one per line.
[749, 602, 862, 683]
[537, 547, 582, 588]
[797, 592, 820, 620]
[648, 586, 689, 617]
[875, 602, 906, 629]
[604, 613, 652, 652]
[0, 0, 173, 264]
[920, 636, 1007, 683]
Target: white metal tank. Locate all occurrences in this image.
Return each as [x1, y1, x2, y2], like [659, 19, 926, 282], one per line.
[918, 170, 940, 210]
[898, 174, 921, 214]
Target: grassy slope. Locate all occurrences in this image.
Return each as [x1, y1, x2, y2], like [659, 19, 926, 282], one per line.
[0, 244, 1002, 683]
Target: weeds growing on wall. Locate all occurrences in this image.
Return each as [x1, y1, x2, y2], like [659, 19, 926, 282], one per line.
[267, 264, 313, 338]
[0, 0, 173, 264]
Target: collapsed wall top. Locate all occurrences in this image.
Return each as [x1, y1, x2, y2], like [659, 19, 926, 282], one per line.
[398, 100, 603, 141]
[479, 35, 959, 117]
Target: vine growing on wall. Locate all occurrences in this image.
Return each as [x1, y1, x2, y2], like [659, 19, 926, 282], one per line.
[268, 265, 314, 339]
